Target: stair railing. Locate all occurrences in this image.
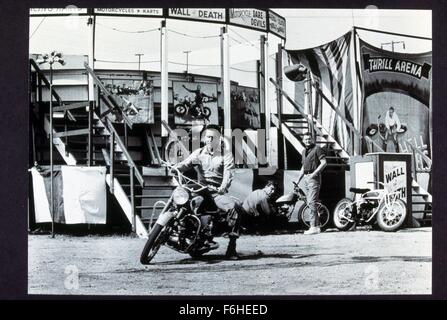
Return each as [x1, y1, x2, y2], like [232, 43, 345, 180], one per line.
[270, 77, 381, 156]
[406, 139, 432, 183]
[84, 62, 134, 129]
[105, 117, 145, 234]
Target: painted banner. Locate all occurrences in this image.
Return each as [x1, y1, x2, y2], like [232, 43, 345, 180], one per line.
[61, 166, 107, 224]
[231, 85, 261, 129]
[229, 8, 267, 31]
[31, 166, 107, 224]
[168, 8, 225, 23]
[360, 40, 432, 164]
[284, 32, 356, 153]
[94, 8, 163, 16]
[173, 81, 219, 125]
[102, 78, 155, 124]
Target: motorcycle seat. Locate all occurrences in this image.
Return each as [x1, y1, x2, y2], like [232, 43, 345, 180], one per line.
[350, 187, 370, 194]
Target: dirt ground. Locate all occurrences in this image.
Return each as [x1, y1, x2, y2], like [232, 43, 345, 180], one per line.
[28, 227, 432, 296]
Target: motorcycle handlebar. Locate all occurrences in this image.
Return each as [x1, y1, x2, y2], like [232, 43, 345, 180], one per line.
[160, 159, 218, 193]
[367, 181, 386, 187]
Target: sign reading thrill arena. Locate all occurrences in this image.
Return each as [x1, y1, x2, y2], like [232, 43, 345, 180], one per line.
[229, 8, 267, 31]
[168, 8, 226, 23]
[363, 54, 431, 79]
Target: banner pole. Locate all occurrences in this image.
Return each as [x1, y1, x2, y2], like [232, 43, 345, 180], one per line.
[260, 35, 270, 164]
[221, 26, 231, 140]
[49, 63, 54, 238]
[276, 44, 284, 169]
[161, 20, 169, 137]
[87, 15, 96, 165]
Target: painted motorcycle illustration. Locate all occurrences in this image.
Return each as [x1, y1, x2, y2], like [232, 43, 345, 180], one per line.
[366, 115, 407, 139]
[174, 95, 213, 120]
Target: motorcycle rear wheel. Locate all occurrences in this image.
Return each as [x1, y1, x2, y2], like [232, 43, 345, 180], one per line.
[140, 224, 168, 265]
[203, 107, 212, 119]
[299, 202, 330, 229]
[376, 199, 407, 232]
[333, 198, 356, 231]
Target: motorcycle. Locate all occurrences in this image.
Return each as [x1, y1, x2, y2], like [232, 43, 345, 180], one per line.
[275, 181, 330, 229]
[140, 161, 223, 264]
[332, 181, 407, 232]
[174, 95, 212, 120]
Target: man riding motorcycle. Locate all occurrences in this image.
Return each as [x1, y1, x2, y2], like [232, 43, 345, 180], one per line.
[171, 124, 243, 260]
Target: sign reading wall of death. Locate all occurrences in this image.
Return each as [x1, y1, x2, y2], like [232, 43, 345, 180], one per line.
[168, 8, 226, 23]
[229, 8, 267, 31]
[269, 10, 286, 39]
[94, 8, 163, 16]
[383, 161, 407, 200]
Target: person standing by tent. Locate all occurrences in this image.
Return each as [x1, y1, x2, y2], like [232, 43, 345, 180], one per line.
[383, 106, 401, 152]
[296, 132, 327, 235]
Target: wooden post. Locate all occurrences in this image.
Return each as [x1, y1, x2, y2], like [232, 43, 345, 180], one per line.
[307, 71, 316, 140]
[88, 102, 93, 166]
[87, 14, 96, 166]
[276, 44, 284, 169]
[221, 27, 231, 138]
[260, 35, 270, 164]
[130, 166, 136, 234]
[221, 27, 231, 139]
[49, 63, 55, 238]
[110, 131, 115, 194]
[160, 20, 169, 137]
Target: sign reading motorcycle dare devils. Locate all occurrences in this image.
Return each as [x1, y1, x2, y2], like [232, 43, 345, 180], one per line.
[229, 9, 267, 31]
[363, 54, 432, 80]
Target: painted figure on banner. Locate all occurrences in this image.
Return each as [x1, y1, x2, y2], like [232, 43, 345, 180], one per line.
[173, 81, 219, 125]
[231, 85, 261, 129]
[103, 77, 155, 124]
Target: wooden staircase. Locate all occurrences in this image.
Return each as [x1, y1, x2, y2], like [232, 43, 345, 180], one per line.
[276, 113, 350, 171]
[32, 58, 179, 238]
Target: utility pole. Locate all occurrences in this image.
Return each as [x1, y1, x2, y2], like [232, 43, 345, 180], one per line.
[183, 50, 191, 74]
[381, 40, 405, 52]
[135, 53, 144, 70]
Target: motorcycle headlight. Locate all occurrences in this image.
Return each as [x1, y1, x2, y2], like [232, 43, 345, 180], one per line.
[173, 187, 189, 206]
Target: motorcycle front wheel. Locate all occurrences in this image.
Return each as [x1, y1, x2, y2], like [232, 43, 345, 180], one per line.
[376, 199, 407, 232]
[175, 104, 187, 116]
[299, 202, 330, 229]
[333, 198, 356, 231]
[140, 224, 169, 265]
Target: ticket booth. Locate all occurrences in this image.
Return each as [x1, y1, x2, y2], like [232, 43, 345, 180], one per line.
[349, 152, 413, 227]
